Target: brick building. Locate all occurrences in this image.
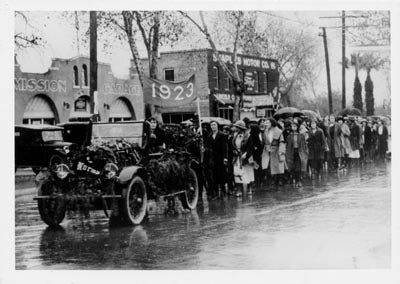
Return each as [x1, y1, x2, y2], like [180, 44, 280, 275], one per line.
[140, 49, 280, 123]
[15, 56, 144, 125]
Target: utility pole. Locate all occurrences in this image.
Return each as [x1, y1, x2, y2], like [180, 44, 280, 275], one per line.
[320, 27, 333, 114]
[320, 12, 366, 111]
[341, 10, 346, 109]
[89, 11, 97, 118]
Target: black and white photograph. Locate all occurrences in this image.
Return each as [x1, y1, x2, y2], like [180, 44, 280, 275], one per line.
[2, 0, 400, 283]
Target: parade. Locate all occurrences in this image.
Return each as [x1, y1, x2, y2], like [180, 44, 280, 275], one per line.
[11, 8, 393, 275]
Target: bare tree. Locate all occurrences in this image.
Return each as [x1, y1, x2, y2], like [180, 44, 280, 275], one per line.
[181, 11, 253, 121]
[14, 11, 43, 50]
[240, 16, 320, 106]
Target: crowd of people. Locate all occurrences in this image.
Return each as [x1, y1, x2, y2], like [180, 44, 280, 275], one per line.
[201, 115, 390, 200]
[144, 115, 391, 202]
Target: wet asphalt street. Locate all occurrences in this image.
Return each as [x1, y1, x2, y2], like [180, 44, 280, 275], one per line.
[15, 162, 391, 270]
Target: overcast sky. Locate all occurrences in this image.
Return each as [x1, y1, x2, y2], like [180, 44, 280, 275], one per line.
[15, 10, 391, 106]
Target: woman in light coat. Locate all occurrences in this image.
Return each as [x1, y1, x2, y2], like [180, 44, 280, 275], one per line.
[338, 117, 351, 168]
[262, 118, 286, 188]
[327, 115, 344, 170]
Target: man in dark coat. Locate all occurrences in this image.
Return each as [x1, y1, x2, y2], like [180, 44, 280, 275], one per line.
[377, 119, 389, 161]
[204, 120, 227, 200]
[361, 119, 372, 162]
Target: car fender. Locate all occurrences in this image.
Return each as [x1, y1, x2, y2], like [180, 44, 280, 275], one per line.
[117, 165, 146, 185]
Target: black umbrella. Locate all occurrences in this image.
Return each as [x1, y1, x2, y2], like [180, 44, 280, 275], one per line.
[273, 107, 303, 119]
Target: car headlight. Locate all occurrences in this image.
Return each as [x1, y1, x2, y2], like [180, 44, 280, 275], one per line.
[63, 145, 70, 154]
[55, 164, 70, 180]
[103, 163, 118, 179]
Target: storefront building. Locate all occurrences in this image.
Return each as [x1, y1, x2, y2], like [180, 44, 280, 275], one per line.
[15, 56, 144, 125]
[140, 49, 280, 123]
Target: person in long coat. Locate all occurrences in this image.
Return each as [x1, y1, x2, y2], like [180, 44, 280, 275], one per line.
[232, 120, 254, 197]
[362, 119, 372, 162]
[262, 118, 286, 187]
[338, 116, 351, 168]
[307, 120, 327, 179]
[285, 122, 308, 187]
[252, 120, 264, 187]
[204, 120, 227, 200]
[327, 115, 343, 170]
[348, 117, 361, 166]
[376, 119, 389, 161]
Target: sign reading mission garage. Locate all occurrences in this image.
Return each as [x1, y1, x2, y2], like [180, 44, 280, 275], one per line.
[15, 78, 67, 93]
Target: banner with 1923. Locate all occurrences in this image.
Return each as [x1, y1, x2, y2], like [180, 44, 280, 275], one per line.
[143, 75, 197, 107]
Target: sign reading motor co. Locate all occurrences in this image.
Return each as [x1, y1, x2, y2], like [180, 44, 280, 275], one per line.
[212, 53, 278, 70]
[15, 78, 67, 93]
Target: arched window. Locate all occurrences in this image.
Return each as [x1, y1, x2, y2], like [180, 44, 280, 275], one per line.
[213, 66, 219, 90]
[82, 64, 88, 86]
[73, 66, 79, 86]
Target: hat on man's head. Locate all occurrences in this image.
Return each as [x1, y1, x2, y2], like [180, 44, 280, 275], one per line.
[233, 120, 247, 130]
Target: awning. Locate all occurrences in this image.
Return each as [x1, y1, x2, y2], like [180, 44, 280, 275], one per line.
[109, 99, 132, 118]
[213, 94, 234, 105]
[23, 96, 55, 119]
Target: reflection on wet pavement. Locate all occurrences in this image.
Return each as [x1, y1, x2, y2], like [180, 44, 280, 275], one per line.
[15, 162, 391, 269]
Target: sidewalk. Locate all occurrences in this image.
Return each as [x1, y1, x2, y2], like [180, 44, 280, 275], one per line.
[15, 168, 36, 190]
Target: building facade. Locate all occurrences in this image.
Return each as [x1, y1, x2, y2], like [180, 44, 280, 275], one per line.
[140, 49, 280, 123]
[15, 56, 144, 125]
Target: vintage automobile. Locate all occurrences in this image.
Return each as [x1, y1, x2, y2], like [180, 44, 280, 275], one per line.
[34, 120, 199, 227]
[15, 124, 74, 174]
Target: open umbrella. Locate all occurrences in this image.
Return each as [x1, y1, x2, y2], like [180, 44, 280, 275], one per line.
[337, 107, 362, 117]
[273, 107, 303, 119]
[302, 110, 322, 121]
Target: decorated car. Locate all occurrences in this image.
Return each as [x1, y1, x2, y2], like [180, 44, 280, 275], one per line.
[34, 120, 199, 227]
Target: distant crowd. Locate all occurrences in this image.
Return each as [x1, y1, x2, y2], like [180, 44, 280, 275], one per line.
[145, 115, 391, 201]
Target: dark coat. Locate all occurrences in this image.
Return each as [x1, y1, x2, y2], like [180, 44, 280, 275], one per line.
[252, 129, 263, 166]
[204, 131, 227, 185]
[377, 125, 389, 154]
[349, 123, 361, 151]
[204, 131, 227, 168]
[308, 127, 327, 160]
[363, 125, 372, 150]
[285, 132, 308, 172]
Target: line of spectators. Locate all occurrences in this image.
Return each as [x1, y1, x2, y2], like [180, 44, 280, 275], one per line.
[201, 115, 390, 200]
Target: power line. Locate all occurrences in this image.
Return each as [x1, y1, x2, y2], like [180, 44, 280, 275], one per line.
[258, 11, 318, 27]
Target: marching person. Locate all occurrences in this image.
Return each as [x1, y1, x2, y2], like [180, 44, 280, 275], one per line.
[223, 125, 235, 195]
[307, 119, 327, 179]
[232, 120, 254, 197]
[376, 119, 389, 161]
[338, 116, 351, 169]
[327, 115, 344, 171]
[348, 117, 361, 167]
[252, 121, 264, 187]
[204, 120, 227, 200]
[285, 121, 308, 187]
[261, 118, 286, 189]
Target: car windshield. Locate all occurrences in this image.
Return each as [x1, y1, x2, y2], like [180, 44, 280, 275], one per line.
[41, 130, 63, 142]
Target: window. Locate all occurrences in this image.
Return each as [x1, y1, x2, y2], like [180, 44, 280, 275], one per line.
[218, 106, 233, 121]
[225, 73, 230, 91]
[254, 71, 259, 93]
[263, 72, 268, 93]
[164, 69, 174, 81]
[212, 66, 219, 90]
[82, 64, 88, 86]
[73, 66, 79, 86]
